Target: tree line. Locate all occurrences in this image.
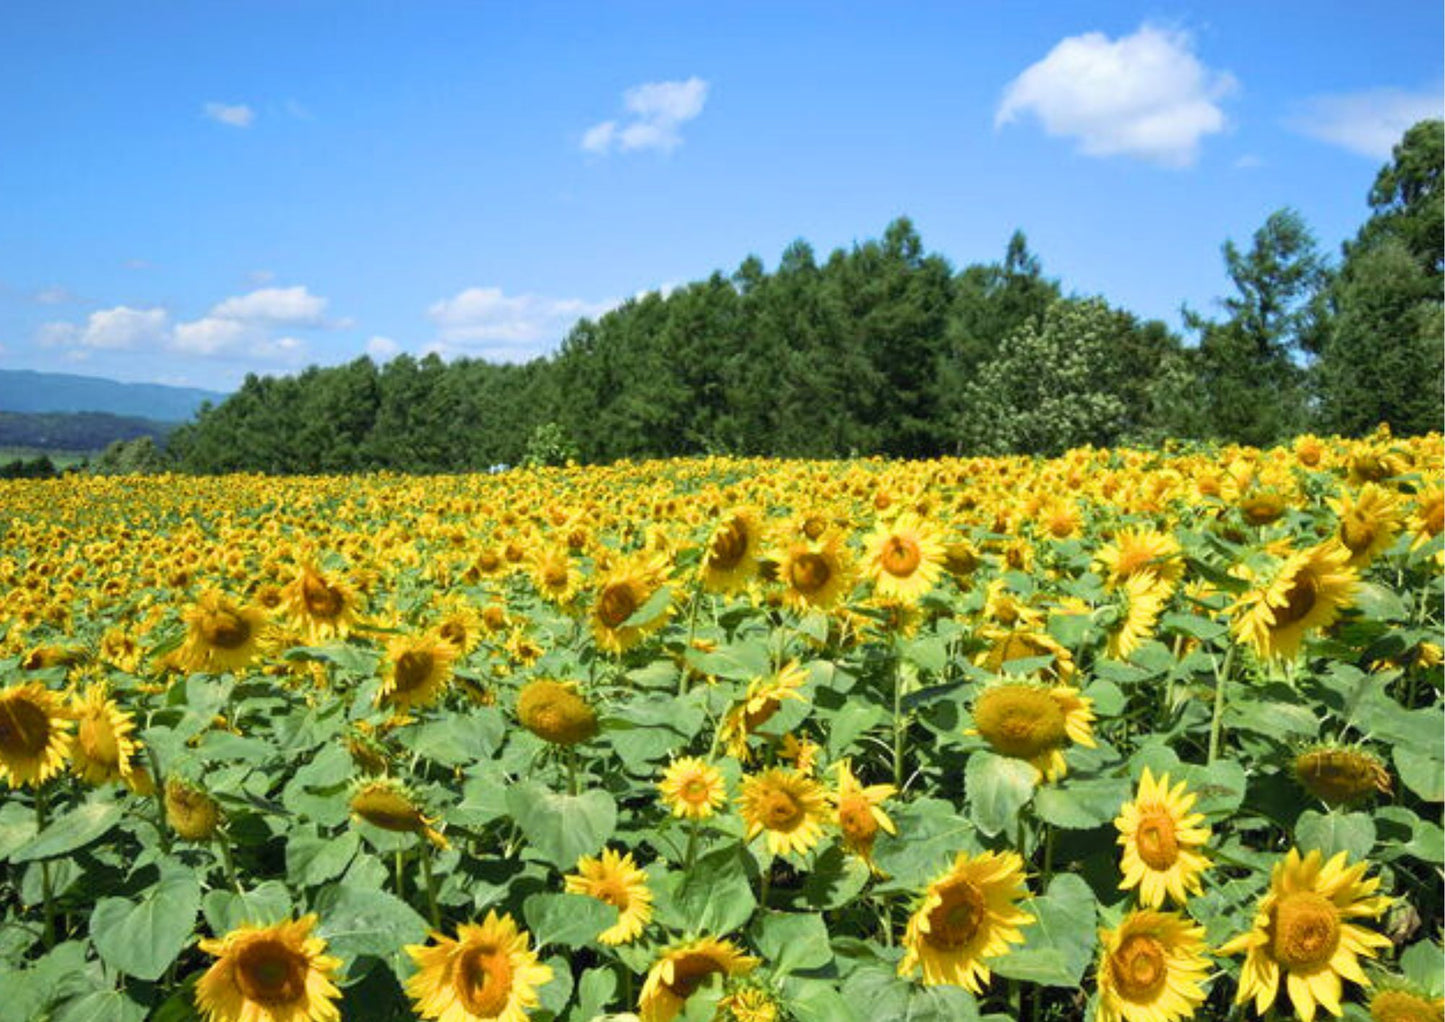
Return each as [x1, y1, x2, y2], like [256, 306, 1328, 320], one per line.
[164, 120, 1442, 474]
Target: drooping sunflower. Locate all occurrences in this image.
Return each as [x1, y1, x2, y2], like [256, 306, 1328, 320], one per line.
[738, 766, 831, 858]
[0, 681, 72, 788]
[1367, 986, 1445, 1022]
[717, 661, 809, 760]
[282, 564, 361, 645]
[590, 554, 671, 653]
[564, 847, 653, 945]
[1094, 909, 1210, 1022]
[194, 914, 343, 1022]
[1105, 571, 1167, 662]
[378, 633, 457, 712]
[863, 513, 945, 605]
[700, 507, 766, 594]
[69, 683, 139, 787]
[515, 679, 599, 746]
[176, 589, 268, 674]
[1329, 485, 1402, 569]
[529, 546, 583, 607]
[1094, 528, 1185, 595]
[1294, 744, 1392, 807]
[405, 911, 553, 1022]
[657, 756, 727, 821]
[1408, 485, 1443, 553]
[350, 777, 448, 849]
[638, 936, 759, 1022]
[975, 626, 1077, 684]
[831, 758, 896, 874]
[1232, 542, 1359, 663]
[774, 534, 854, 613]
[1115, 768, 1211, 908]
[897, 850, 1034, 993]
[1219, 847, 1394, 1022]
[969, 680, 1096, 782]
[167, 776, 223, 841]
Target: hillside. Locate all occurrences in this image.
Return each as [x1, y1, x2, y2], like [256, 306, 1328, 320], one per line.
[0, 369, 225, 420]
[0, 410, 174, 452]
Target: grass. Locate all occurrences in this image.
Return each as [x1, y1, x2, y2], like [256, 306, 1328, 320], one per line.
[0, 447, 93, 469]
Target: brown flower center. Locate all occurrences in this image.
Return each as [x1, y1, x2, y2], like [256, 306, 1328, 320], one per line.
[1272, 891, 1341, 971]
[1111, 933, 1168, 1001]
[596, 583, 638, 629]
[708, 519, 750, 572]
[666, 952, 724, 1000]
[802, 516, 828, 540]
[1370, 990, 1440, 1022]
[974, 686, 1068, 759]
[1424, 498, 1443, 537]
[755, 786, 803, 831]
[837, 795, 878, 844]
[234, 939, 307, 1006]
[1296, 748, 1387, 806]
[1241, 494, 1286, 525]
[1339, 515, 1378, 554]
[458, 941, 514, 1017]
[393, 650, 434, 693]
[438, 621, 467, 648]
[879, 535, 922, 577]
[543, 564, 570, 590]
[301, 574, 344, 619]
[789, 553, 831, 595]
[201, 608, 252, 650]
[927, 879, 986, 948]
[0, 697, 52, 759]
[352, 787, 423, 832]
[1134, 808, 1180, 870]
[1273, 572, 1319, 628]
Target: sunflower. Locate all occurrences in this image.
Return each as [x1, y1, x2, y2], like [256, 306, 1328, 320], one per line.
[167, 776, 223, 841]
[69, 683, 139, 786]
[405, 911, 553, 1022]
[0, 681, 72, 788]
[831, 758, 896, 874]
[350, 777, 448, 849]
[1407, 486, 1443, 553]
[177, 590, 268, 674]
[195, 914, 342, 1022]
[969, 680, 1095, 782]
[738, 766, 831, 858]
[975, 626, 1076, 684]
[529, 546, 582, 607]
[1105, 571, 1166, 662]
[564, 847, 653, 945]
[700, 507, 766, 593]
[1329, 485, 1402, 568]
[1219, 847, 1394, 1022]
[658, 756, 727, 821]
[777, 732, 821, 775]
[1232, 543, 1359, 663]
[378, 633, 457, 712]
[717, 985, 781, 1022]
[717, 661, 809, 760]
[433, 598, 484, 655]
[282, 564, 361, 645]
[863, 513, 945, 605]
[638, 936, 759, 1022]
[590, 554, 671, 653]
[1368, 987, 1445, 1022]
[1294, 744, 1392, 807]
[897, 850, 1034, 992]
[1094, 528, 1184, 595]
[1095, 909, 1210, 1022]
[513, 679, 595, 746]
[1115, 768, 1211, 908]
[774, 534, 853, 613]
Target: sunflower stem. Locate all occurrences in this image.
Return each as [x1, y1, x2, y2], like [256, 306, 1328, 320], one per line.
[145, 745, 172, 855]
[759, 860, 772, 909]
[1207, 644, 1235, 764]
[891, 640, 906, 792]
[679, 586, 704, 696]
[419, 840, 441, 930]
[217, 834, 243, 894]
[394, 849, 406, 898]
[35, 784, 54, 949]
[567, 747, 580, 797]
[683, 816, 701, 873]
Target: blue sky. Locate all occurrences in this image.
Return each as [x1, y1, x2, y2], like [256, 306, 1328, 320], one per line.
[1, 1, 1440, 390]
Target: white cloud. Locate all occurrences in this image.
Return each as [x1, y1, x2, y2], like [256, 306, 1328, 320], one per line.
[582, 77, 709, 155]
[38, 306, 169, 350]
[366, 335, 401, 360]
[33, 285, 78, 305]
[209, 285, 328, 327]
[996, 25, 1236, 168]
[171, 316, 251, 355]
[428, 286, 616, 360]
[203, 102, 255, 128]
[1288, 88, 1442, 159]
[247, 269, 276, 285]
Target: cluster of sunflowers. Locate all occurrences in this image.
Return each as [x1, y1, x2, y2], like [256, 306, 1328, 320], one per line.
[0, 428, 1440, 1022]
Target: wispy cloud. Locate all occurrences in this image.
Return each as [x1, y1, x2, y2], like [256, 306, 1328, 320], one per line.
[203, 101, 255, 128]
[582, 77, 709, 155]
[428, 286, 616, 361]
[997, 25, 1236, 168]
[1288, 87, 1442, 159]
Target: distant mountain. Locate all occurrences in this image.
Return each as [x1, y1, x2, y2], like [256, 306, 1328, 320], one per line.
[0, 369, 227, 421]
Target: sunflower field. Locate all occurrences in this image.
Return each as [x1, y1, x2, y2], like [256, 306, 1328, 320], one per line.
[0, 430, 1441, 1022]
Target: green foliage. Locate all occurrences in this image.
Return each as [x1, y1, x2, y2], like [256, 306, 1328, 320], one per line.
[522, 421, 580, 467]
